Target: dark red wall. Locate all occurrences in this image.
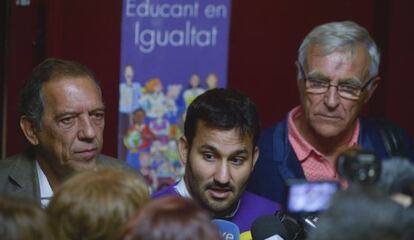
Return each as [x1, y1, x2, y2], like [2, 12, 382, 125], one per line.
[381, 1, 414, 135]
[4, 0, 414, 158]
[4, 0, 122, 157]
[227, 0, 378, 128]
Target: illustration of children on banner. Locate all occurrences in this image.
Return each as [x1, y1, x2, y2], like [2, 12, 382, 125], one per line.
[119, 0, 231, 192]
[120, 70, 220, 192]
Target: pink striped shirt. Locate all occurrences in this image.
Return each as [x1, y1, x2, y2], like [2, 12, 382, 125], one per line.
[287, 106, 359, 181]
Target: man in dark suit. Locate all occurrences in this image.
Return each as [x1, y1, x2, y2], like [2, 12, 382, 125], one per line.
[0, 58, 125, 207]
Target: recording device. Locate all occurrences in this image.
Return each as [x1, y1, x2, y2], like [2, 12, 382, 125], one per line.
[283, 180, 339, 215]
[251, 181, 339, 240]
[336, 148, 381, 184]
[251, 150, 413, 240]
[276, 180, 339, 239]
[337, 149, 413, 203]
[281, 149, 378, 217]
[212, 219, 240, 240]
[251, 212, 310, 240]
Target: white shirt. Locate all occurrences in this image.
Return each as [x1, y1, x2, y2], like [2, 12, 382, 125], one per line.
[36, 161, 53, 208]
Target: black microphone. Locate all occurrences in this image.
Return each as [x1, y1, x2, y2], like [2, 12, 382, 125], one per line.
[276, 211, 307, 240]
[251, 212, 313, 240]
[251, 214, 288, 240]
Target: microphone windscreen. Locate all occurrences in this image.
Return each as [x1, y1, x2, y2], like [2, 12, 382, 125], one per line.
[251, 215, 287, 240]
[379, 158, 414, 195]
[212, 219, 240, 240]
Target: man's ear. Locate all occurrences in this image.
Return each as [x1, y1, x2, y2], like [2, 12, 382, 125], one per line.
[20, 116, 39, 146]
[178, 136, 190, 166]
[364, 76, 380, 104]
[252, 146, 260, 169]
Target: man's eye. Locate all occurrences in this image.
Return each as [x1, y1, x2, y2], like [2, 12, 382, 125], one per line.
[60, 117, 75, 125]
[308, 79, 329, 88]
[339, 83, 360, 93]
[230, 158, 245, 166]
[92, 112, 105, 120]
[203, 153, 215, 162]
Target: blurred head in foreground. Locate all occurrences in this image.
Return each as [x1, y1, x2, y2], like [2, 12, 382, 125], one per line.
[120, 196, 220, 240]
[308, 186, 414, 240]
[47, 167, 149, 240]
[0, 195, 53, 240]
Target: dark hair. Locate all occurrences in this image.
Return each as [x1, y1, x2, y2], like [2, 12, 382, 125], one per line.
[184, 88, 260, 147]
[19, 58, 100, 129]
[120, 196, 220, 240]
[0, 195, 54, 240]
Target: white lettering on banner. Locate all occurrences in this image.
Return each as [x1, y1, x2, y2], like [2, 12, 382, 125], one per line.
[134, 21, 218, 53]
[204, 4, 227, 18]
[126, 0, 200, 18]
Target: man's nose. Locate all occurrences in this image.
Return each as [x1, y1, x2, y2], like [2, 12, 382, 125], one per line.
[214, 161, 230, 185]
[324, 85, 340, 109]
[78, 116, 97, 140]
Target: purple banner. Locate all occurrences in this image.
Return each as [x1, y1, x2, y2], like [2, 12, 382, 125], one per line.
[118, 0, 231, 191]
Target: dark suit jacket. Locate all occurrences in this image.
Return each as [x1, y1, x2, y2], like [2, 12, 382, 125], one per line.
[0, 150, 126, 205]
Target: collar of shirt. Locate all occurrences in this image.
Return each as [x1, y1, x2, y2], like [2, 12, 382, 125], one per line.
[174, 178, 240, 218]
[36, 160, 53, 208]
[287, 106, 360, 163]
[174, 178, 192, 198]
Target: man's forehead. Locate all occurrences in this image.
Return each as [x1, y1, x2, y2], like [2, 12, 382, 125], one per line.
[306, 45, 371, 79]
[307, 44, 370, 63]
[42, 76, 100, 94]
[195, 122, 254, 149]
[41, 76, 104, 110]
[48, 74, 99, 87]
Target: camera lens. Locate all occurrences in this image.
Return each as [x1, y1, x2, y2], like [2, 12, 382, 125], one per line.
[336, 149, 381, 184]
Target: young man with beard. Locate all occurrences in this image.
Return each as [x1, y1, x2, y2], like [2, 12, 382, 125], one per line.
[152, 88, 280, 234]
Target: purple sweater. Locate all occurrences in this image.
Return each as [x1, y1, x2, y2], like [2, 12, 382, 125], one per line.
[152, 184, 281, 233]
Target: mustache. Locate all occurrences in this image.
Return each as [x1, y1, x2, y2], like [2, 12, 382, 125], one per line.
[206, 181, 234, 192]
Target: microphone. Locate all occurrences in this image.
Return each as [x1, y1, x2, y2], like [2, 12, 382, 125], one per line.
[251, 212, 311, 240]
[377, 158, 414, 207]
[212, 219, 240, 240]
[240, 231, 252, 240]
[378, 158, 414, 195]
[251, 215, 287, 240]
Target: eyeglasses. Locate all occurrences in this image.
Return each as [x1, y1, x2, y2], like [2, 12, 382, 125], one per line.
[298, 62, 375, 100]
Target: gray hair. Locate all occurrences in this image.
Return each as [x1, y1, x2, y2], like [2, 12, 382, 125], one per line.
[298, 21, 380, 79]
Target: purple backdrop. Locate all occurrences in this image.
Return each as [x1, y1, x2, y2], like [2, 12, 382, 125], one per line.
[118, 0, 231, 191]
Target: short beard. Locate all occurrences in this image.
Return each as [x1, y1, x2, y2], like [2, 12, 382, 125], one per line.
[184, 156, 241, 218]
